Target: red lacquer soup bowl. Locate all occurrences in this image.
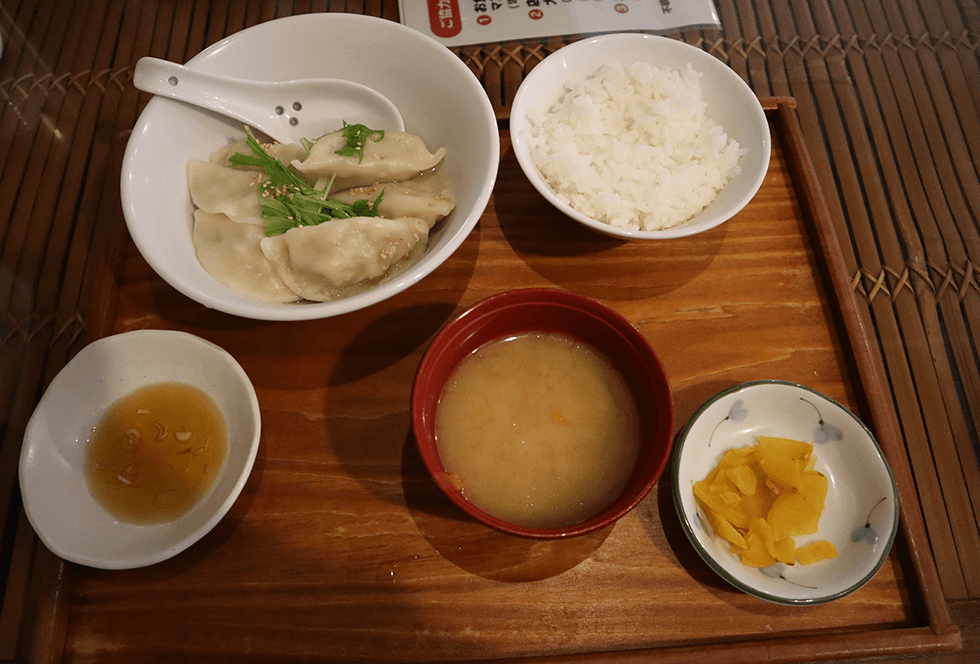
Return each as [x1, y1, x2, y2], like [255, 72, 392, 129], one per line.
[411, 288, 674, 538]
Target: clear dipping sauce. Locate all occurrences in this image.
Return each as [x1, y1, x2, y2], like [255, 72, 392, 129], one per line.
[434, 332, 641, 528]
[85, 382, 228, 524]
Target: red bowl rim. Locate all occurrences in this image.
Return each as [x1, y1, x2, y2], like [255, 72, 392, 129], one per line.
[411, 287, 674, 539]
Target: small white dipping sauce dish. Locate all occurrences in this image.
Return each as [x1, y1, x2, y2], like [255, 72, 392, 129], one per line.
[19, 330, 260, 569]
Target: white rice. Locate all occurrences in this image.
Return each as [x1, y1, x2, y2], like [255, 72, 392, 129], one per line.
[526, 61, 744, 231]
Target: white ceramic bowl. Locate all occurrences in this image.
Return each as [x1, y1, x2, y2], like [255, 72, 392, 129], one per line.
[510, 33, 770, 239]
[19, 330, 261, 569]
[122, 14, 499, 320]
[672, 380, 899, 605]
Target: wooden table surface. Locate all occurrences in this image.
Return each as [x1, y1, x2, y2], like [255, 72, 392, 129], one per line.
[1, 1, 978, 662]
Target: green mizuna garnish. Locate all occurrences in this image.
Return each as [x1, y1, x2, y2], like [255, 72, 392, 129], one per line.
[229, 126, 383, 237]
[334, 121, 385, 163]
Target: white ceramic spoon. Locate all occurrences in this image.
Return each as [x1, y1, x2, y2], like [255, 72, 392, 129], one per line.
[132, 57, 405, 144]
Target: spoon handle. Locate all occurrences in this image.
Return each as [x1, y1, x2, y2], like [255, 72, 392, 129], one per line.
[133, 57, 278, 137]
[132, 56, 405, 143]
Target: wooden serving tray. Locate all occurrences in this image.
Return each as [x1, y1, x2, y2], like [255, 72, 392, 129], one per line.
[31, 100, 960, 663]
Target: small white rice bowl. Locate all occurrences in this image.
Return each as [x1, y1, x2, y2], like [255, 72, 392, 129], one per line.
[527, 61, 742, 232]
[511, 34, 770, 240]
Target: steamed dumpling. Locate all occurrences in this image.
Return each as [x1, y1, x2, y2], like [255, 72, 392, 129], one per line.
[331, 163, 456, 229]
[188, 161, 266, 226]
[192, 210, 300, 304]
[188, 128, 454, 306]
[293, 130, 447, 191]
[259, 216, 429, 302]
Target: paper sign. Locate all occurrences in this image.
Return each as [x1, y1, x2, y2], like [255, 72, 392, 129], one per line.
[399, 0, 721, 48]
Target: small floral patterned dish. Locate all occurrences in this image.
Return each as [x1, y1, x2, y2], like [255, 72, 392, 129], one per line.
[672, 380, 899, 605]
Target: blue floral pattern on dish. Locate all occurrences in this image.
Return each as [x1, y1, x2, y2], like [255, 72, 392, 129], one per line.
[708, 399, 747, 447]
[800, 397, 844, 444]
[760, 564, 818, 589]
[851, 497, 887, 546]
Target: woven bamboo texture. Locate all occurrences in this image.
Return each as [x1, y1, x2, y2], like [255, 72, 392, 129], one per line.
[0, 0, 978, 661]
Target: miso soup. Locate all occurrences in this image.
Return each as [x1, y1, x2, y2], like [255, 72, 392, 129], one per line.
[434, 332, 641, 528]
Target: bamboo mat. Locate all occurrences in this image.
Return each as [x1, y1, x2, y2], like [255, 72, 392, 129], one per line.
[1, 0, 978, 661]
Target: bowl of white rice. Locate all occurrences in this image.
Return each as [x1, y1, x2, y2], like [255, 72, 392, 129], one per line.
[510, 34, 770, 239]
